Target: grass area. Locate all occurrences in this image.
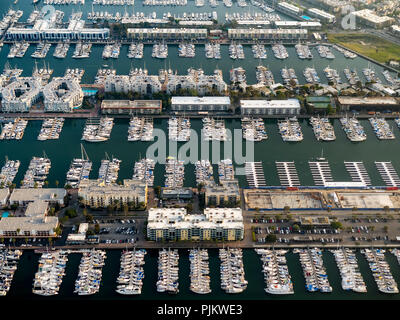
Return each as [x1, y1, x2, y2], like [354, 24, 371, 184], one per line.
[327, 33, 400, 64]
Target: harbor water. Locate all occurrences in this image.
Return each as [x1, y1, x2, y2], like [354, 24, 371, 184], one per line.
[1, 118, 400, 188]
[4, 249, 400, 300]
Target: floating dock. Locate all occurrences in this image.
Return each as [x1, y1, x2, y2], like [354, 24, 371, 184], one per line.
[245, 162, 266, 188]
[344, 161, 371, 186]
[375, 161, 400, 187]
[275, 161, 300, 187]
[308, 161, 333, 186]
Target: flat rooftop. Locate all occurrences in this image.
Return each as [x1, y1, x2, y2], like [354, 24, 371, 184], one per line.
[171, 96, 230, 105]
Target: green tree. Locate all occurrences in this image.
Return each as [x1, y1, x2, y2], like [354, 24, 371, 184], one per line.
[266, 234, 277, 243]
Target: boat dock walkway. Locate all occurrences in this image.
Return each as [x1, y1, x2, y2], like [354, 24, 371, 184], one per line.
[245, 162, 266, 188]
[308, 161, 333, 186]
[375, 161, 400, 187]
[344, 161, 371, 186]
[275, 161, 300, 187]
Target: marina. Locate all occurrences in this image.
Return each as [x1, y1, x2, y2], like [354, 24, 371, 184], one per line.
[0, 118, 28, 140]
[204, 43, 221, 59]
[21, 156, 51, 188]
[116, 249, 146, 295]
[7, 42, 29, 59]
[189, 249, 211, 294]
[152, 42, 168, 59]
[369, 117, 395, 140]
[375, 161, 400, 187]
[218, 159, 234, 181]
[295, 43, 313, 60]
[31, 43, 51, 59]
[53, 43, 70, 59]
[74, 249, 106, 296]
[195, 160, 213, 186]
[363, 67, 381, 83]
[0, 159, 20, 187]
[317, 45, 335, 60]
[272, 44, 288, 60]
[127, 43, 144, 59]
[219, 248, 247, 294]
[278, 117, 303, 142]
[256, 249, 294, 295]
[229, 42, 245, 60]
[275, 161, 300, 187]
[168, 117, 191, 141]
[310, 117, 336, 141]
[324, 66, 342, 84]
[331, 248, 367, 293]
[202, 117, 228, 141]
[102, 42, 121, 59]
[98, 156, 121, 185]
[252, 44, 267, 59]
[37, 118, 64, 141]
[308, 160, 333, 186]
[362, 248, 399, 294]
[281, 67, 298, 86]
[178, 43, 195, 58]
[344, 161, 371, 186]
[294, 248, 332, 293]
[255, 65, 274, 86]
[72, 42, 92, 59]
[245, 161, 266, 188]
[241, 117, 267, 142]
[164, 157, 184, 188]
[132, 158, 155, 186]
[303, 67, 320, 84]
[157, 249, 179, 294]
[343, 68, 360, 85]
[340, 116, 367, 142]
[81, 117, 114, 142]
[127, 117, 154, 141]
[0, 250, 22, 296]
[32, 250, 68, 296]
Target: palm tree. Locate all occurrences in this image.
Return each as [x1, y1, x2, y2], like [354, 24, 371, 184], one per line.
[55, 180, 59, 188]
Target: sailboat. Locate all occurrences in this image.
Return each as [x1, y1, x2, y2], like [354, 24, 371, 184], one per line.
[316, 149, 325, 161]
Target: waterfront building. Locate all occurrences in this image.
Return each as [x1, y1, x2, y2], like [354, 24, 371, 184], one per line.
[163, 68, 227, 95]
[0, 189, 9, 206]
[101, 100, 162, 115]
[391, 25, 400, 37]
[6, 16, 110, 41]
[228, 28, 307, 40]
[171, 96, 231, 113]
[274, 21, 322, 30]
[240, 99, 301, 115]
[277, 2, 303, 17]
[337, 96, 400, 112]
[205, 179, 240, 206]
[127, 28, 208, 40]
[43, 77, 84, 113]
[78, 179, 147, 209]
[0, 199, 59, 238]
[8, 188, 66, 206]
[351, 9, 395, 29]
[1, 78, 41, 112]
[104, 72, 162, 95]
[147, 207, 244, 241]
[307, 8, 336, 24]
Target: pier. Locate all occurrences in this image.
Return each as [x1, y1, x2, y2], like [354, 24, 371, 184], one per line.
[308, 161, 333, 186]
[344, 161, 371, 186]
[375, 161, 400, 187]
[245, 162, 266, 188]
[275, 161, 300, 187]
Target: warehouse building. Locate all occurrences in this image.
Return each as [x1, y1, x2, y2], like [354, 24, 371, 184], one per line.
[147, 207, 244, 241]
[6, 17, 109, 41]
[101, 100, 162, 115]
[274, 21, 322, 30]
[307, 8, 336, 24]
[127, 28, 208, 40]
[337, 96, 400, 112]
[228, 28, 308, 40]
[171, 96, 231, 113]
[240, 99, 301, 115]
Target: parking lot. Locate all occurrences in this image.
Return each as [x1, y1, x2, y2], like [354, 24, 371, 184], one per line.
[90, 219, 139, 244]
